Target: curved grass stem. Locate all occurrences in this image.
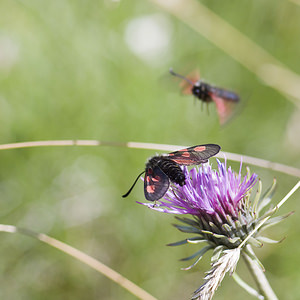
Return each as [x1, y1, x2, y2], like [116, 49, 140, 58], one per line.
[0, 140, 299, 177]
[0, 224, 157, 300]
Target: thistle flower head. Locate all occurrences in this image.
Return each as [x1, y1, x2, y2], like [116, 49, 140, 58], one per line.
[149, 159, 257, 217]
[140, 159, 291, 299]
[141, 159, 261, 249]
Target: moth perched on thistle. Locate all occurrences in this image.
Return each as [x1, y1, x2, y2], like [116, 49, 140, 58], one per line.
[170, 68, 240, 125]
[140, 159, 293, 300]
[122, 144, 220, 201]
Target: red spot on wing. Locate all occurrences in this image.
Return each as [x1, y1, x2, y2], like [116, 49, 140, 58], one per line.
[171, 158, 195, 165]
[181, 152, 190, 157]
[146, 185, 155, 193]
[193, 146, 206, 152]
[179, 148, 188, 152]
[152, 176, 160, 182]
[211, 94, 235, 125]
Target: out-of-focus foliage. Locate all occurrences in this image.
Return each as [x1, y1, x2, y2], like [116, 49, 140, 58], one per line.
[0, 1, 299, 299]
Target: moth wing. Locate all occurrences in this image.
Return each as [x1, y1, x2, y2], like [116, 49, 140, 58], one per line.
[180, 70, 200, 95]
[210, 93, 238, 125]
[144, 166, 170, 201]
[167, 144, 221, 166]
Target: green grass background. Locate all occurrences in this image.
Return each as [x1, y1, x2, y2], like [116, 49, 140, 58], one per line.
[0, 0, 299, 299]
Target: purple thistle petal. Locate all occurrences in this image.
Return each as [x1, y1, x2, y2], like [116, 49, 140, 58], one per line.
[139, 160, 258, 219]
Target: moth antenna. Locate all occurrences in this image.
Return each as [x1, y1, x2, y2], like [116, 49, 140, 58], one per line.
[122, 170, 146, 198]
[169, 68, 194, 85]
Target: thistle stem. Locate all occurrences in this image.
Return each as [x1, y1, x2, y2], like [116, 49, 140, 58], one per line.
[232, 272, 264, 299]
[242, 245, 278, 300]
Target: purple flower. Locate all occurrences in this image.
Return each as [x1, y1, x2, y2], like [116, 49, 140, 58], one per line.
[139, 158, 285, 260]
[141, 159, 257, 220]
[139, 159, 263, 252]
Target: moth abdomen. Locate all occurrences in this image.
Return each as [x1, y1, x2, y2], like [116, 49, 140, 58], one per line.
[148, 157, 186, 186]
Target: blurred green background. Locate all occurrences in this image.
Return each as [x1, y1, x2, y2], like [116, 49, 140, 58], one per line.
[0, 0, 299, 299]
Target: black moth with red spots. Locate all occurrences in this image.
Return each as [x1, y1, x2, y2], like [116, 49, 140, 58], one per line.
[122, 144, 221, 201]
[169, 68, 240, 124]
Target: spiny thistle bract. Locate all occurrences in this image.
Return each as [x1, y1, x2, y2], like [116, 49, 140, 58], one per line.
[140, 160, 292, 300]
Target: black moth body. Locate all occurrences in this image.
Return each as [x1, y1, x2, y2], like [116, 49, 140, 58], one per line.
[146, 156, 186, 186]
[191, 82, 212, 103]
[122, 144, 221, 201]
[192, 81, 240, 103]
